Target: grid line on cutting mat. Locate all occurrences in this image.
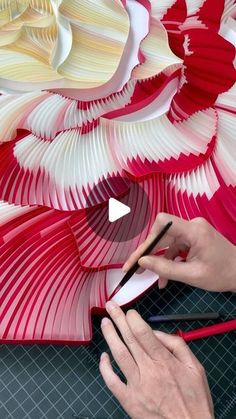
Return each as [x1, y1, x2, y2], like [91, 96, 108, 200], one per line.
[0, 282, 236, 419]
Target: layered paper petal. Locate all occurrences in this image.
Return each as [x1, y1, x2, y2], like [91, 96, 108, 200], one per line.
[70, 174, 164, 268]
[57, 0, 130, 87]
[216, 82, 236, 114]
[132, 18, 182, 80]
[0, 108, 216, 210]
[0, 0, 131, 90]
[105, 69, 180, 121]
[0, 81, 136, 141]
[0, 194, 158, 344]
[159, 0, 187, 59]
[170, 28, 236, 120]
[165, 109, 236, 244]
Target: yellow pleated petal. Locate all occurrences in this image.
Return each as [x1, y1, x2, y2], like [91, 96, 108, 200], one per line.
[27, 0, 53, 15]
[0, 20, 23, 46]
[0, 0, 28, 27]
[58, 0, 130, 87]
[133, 19, 182, 80]
[4, 25, 57, 64]
[59, 0, 128, 34]
[20, 7, 55, 27]
[0, 48, 61, 81]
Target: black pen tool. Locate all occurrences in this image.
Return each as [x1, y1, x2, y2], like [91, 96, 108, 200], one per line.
[110, 221, 173, 299]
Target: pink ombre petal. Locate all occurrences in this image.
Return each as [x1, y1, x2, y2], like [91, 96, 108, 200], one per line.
[69, 174, 164, 269]
[0, 201, 163, 344]
[105, 69, 180, 121]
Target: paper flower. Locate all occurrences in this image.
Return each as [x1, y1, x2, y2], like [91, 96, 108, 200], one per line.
[0, 0, 235, 344]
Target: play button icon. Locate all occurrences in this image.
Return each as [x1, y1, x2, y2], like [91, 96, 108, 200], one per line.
[109, 198, 131, 222]
[84, 174, 151, 243]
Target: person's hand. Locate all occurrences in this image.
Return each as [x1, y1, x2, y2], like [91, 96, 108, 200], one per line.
[100, 301, 214, 419]
[123, 213, 236, 292]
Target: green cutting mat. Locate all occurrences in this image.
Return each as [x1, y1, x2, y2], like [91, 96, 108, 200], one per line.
[0, 282, 236, 419]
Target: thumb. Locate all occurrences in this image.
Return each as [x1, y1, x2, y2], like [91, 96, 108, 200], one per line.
[138, 255, 194, 284]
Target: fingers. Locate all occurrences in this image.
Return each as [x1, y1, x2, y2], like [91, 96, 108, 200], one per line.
[105, 301, 145, 364]
[126, 309, 171, 361]
[122, 233, 156, 272]
[149, 213, 192, 241]
[158, 245, 183, 289]
[123, 213, 192, 272]
[153, 331, 200, 368]
[101, 317, 138, 381]
[99, 352, 127, 403]
[138, 255, 196, 283]
[158, 277, 168, 289]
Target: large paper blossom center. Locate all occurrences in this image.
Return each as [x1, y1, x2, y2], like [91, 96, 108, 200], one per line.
[0, 0, 130, 88]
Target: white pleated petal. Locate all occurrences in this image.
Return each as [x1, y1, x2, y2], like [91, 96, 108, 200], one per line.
[0, 200, 32, 225]
[185, 0, 205, 15]
[132, 18, 182, 80]
[0, 80, 136, 141]
[149, 0, 176, 20]
[11, 108, 217, 210]
[221, 0, 236, 23]
[167, 159, 220, 199]
[219, 16, 236, 47]
[0, 91, 48, 141]
[214, 109, 236, 187]
[216, 82, 236, 113]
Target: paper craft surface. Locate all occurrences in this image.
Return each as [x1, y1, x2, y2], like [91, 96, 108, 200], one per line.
[0, 0, 235, 344]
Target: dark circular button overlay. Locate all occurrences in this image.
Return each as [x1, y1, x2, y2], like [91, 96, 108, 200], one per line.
[85, 175, 151, 243]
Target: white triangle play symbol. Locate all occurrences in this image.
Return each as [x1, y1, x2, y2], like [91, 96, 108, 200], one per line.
[108, 198, 131, 222]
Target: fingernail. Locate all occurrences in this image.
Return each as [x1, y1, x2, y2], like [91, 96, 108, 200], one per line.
[158, 280, 164, 290]
[101, 317, 110, 327]
[106, 300, 118, 311]
[122, 263, 128, 272]
[100, 352, 107, 362]
[139, 256, 150, 268]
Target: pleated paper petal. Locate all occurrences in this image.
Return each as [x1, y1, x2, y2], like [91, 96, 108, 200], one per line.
[70, 174, 164, 269]
[159, 0, 187, 59]
[170, 28, 236, 120]
[132, 18, 182, 80]
[0, 108, 216, 210]
[0, 0, 131, 90]
[165, 109, 236, 244]
[0, 198, 158, 344]
[0, 81, 136, 141]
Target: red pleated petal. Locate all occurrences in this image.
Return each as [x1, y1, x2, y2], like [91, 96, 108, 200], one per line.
[170, 28, 236, 119]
